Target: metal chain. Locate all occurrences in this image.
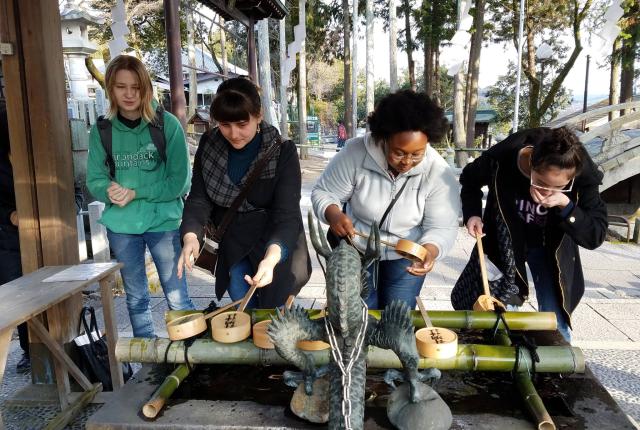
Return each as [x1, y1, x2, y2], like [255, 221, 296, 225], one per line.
[324, 299, 369, 430]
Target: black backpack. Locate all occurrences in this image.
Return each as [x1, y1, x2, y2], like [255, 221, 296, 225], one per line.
[96, 105, 167, 178]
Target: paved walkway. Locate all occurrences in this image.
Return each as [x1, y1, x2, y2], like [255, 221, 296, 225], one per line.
[1, 152, 639, 428]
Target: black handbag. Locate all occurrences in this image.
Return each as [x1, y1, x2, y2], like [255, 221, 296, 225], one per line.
[194, 137, 282, 275]
[74, 306, 132, 391]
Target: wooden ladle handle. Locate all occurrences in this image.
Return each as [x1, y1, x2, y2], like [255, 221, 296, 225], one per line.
[284, 295, 295, 309]
[202, 299, 243, 320]
[415, 296, 433, 327]
[238, 282, 259, 313]
[353, 231, 395, 247]
[476, 232, 491, 296]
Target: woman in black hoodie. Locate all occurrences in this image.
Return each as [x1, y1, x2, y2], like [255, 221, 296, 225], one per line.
[452, 127, 607, 341]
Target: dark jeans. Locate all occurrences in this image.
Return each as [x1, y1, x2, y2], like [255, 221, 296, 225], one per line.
[0, 225, 28, 354]
[365, 258, 426, 310]
[527, 247, 572, 342]
[227, 256, 258, 308]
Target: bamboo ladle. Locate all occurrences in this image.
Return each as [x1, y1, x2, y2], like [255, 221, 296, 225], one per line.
[414, 297, 458, 359]
[166, 299, 243, 341]
[252, 295, 295, 349]
[353, 231, 427, 263]
[210, 282, 259, 343]
[472, 232, 506, 312]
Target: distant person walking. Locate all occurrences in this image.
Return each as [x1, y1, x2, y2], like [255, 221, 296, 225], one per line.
[337, 120, 347, 150]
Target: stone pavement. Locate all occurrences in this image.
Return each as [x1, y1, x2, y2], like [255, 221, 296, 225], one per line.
[1, 152, 639, 428]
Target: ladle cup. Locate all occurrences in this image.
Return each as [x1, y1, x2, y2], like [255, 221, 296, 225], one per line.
[252, 295, 295, 349]
[210, 282, 259, 343]
[472, 232, 506, 312]
[414, 296, 458, 359]
[353, 231, 427, 263]
[166, 299, 243, 341]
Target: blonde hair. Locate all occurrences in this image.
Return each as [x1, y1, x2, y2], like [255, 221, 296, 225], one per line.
[105, 55, 155, 123]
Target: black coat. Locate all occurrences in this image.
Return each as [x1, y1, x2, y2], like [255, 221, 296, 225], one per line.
[460, 128, 608, 326]
[180, 129, 312, 308]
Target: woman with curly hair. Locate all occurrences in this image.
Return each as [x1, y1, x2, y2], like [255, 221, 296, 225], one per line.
[311, 90, 460, 309]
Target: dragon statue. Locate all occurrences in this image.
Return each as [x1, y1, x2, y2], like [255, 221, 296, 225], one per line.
[268, 212, 441, 430]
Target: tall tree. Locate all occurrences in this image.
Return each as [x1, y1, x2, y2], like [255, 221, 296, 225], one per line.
[464, 0, 486, 147]
[400, 0, 416, 90]
[488, 0, 594, 127]
[609, 36, 622, 121]
[389, 0, 399, 91]
[186, 1, 198, 117]
[366, 0, 375, 120]
[343, 0, 353, 136]
[619, 0, 639, 112]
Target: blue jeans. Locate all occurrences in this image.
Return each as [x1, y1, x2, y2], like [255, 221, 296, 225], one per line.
[227, 257, 258, 308]
[107, 229, 194, 338]
[365, 259, 425, 310]
[527, 247, 572, 342]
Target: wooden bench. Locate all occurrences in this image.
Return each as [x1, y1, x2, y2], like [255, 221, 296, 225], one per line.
[0, 263, 123, 427]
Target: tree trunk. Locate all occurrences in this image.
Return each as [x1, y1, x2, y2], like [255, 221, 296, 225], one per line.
[453, 66, 467, 167]
[257, 19, 274, 125]
[389, 0, 398, 92]
[220, 17, 228, 77]
[187, 5, 198, 118]
[343, 0, 353, 137]
[403, 0, 416, 90]
[424, 38, 433, 96]
[366, 0, 374, 122]
[85, 57, 104, 89]
[434, 49, 440, 105]
[279, 19, 289, 138]
[352, 0, 359, 134]
[619, 0, 638, 115]
[298, 0, 308, 159]
[464, 0, 485, 148]
[609, 37, 621, 121]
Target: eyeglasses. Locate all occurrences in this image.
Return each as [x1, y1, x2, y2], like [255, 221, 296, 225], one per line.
[387, 151, 425, 163]
[530, 174, 574, 193]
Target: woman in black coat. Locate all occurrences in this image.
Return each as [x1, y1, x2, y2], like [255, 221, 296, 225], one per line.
[453, 127, 607, 341]
[178, 78, 311, 308]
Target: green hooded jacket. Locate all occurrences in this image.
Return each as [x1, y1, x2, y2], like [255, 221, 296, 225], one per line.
[86, 109, 191, 234]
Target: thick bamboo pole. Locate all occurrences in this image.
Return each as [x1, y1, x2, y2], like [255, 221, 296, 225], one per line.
[496, 332, 556, 430]
[116, 338, 584, 374]
[142, 364, 191, 419]
[165, 309, 557, 332]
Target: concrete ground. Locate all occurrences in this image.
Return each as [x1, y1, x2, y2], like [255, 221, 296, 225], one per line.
[1, 152, 639, 429]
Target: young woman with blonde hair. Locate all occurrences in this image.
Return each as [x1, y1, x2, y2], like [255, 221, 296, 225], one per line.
[87, 55, 194, 338]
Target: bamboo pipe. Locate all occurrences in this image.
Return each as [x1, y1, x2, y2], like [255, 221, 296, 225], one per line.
[164, 309, 559, 332]
[142, 364, 191, 419]
[116, 338, 585, 374]
[496, 332, 556, 430]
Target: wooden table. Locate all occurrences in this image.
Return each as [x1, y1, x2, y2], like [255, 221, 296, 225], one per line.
[0, 263, 123, 416]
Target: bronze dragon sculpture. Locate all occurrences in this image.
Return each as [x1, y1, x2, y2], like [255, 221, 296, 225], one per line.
[268, 212, 437, 430]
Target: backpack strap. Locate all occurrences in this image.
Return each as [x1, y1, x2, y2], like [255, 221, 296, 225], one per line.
[98, 105, 166, 179]
[148, 104, 167, 164]
[96, 115, 115, 179]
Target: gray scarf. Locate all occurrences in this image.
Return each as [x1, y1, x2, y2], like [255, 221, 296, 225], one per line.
[199, 122, 282, 212]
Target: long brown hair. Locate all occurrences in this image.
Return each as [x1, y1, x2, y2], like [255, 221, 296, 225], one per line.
[104, 55, 155, 123]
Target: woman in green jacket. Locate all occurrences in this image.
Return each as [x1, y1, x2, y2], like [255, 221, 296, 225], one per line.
[87, 55, 194, 338]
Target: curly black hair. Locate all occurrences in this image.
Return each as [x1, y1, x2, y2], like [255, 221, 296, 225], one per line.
[367, 90, 448, 144]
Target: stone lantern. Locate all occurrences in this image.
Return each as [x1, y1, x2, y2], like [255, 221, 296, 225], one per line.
[61, 0, 104, 99]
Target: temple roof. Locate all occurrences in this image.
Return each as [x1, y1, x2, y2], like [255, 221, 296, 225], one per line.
[196, 0, 288, 22]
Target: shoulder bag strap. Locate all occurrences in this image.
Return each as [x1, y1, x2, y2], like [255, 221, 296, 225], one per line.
[211, 136, 282, 243]
[378, 176, 410, 228]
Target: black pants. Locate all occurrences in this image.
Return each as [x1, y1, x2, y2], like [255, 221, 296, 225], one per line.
[0, 225, 28, 354]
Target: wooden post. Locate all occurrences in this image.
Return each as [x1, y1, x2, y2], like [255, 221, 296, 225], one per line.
[247, 17, 257, 82]
[634, 218, 640, 244]
[0, 0, 81, 389]
[164, 0, 187, 128]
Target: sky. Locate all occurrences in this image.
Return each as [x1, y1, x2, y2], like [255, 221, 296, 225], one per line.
[355, 18, 613, 102]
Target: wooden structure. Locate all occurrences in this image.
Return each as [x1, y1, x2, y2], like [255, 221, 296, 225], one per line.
[0, 263, 123, 428]
[195, 0, 288, 80]
[0, 0, 85, 390]
[446, 109, 497, 148]
[187, 110, 211, 134]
